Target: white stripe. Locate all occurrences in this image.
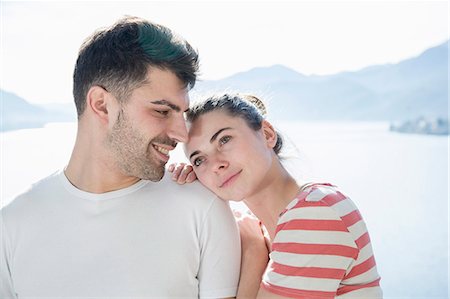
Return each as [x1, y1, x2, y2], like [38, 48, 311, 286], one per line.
[337, 286, 383, 298]
[274, 230, 357, 247]
[343, 267, 380, 285]
[278, 206, 342, 224]
[264, 271, 341, 292]
[305, 186, 337, 202]
[284, 197, 300, 210]
[271, 251, 354, 269]
[331, 198, 358, 218]
[347, 220, 368, 240]
[354, 243, 375, 266]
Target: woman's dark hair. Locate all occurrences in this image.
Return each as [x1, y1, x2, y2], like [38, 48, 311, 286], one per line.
[73, 16, 199, 117]
[186, 93, 283, 155]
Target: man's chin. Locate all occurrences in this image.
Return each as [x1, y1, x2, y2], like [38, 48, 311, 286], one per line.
[147, 175, 164, 182]
[142, 166, 165, 182]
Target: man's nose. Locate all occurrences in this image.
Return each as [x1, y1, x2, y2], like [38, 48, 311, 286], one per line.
[168, 114, 188, 143]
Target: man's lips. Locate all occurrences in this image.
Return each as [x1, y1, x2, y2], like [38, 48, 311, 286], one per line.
[152, 143, 175, 162]
[219, 170, 242, 188]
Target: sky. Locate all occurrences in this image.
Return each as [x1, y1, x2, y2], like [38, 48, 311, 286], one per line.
[1, 0, 448, 105]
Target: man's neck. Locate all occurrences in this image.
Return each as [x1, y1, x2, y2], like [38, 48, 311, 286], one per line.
[64, 164, 141, 194]
[64, 128, 140, 194]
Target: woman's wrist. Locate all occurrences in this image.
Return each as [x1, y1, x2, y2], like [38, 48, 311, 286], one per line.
[237, 250, 269, 299]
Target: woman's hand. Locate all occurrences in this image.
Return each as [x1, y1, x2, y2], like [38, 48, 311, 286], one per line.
[234, 211, 270, 258]
[167, 163, 197, 184]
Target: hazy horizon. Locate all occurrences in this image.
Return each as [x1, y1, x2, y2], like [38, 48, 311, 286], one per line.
[1, 1, 448, 105]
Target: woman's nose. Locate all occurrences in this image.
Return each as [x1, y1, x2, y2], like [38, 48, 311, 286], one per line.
[211, 157, 229, 173]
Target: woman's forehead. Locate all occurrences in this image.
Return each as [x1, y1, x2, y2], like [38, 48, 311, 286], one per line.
[188, 111, 248, 134]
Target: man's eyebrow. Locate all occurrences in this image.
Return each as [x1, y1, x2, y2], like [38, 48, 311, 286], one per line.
[189, 127, 232, 160]
[150, 100, 181, 112]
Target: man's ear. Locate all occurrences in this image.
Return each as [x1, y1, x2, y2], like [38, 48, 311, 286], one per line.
[261, 120, 277, 149]
[86, 85, 112, 124]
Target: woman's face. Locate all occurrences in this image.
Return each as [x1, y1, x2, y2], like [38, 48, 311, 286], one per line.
[185, 110, 277, 201]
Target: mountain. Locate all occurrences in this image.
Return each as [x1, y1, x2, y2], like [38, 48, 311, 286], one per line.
[193, 41, 448, 121]
[2, 41, 448, 131]
[1, 90, 76, 131]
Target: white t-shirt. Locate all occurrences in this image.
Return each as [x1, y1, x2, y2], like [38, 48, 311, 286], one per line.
[0, 170, 241, 298]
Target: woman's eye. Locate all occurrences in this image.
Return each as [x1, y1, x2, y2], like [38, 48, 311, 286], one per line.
[193, 157, 205, 167]
[219, 135, 231, 145]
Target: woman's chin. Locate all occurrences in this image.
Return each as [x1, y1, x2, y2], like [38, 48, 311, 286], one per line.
[216, 193, 245, 202]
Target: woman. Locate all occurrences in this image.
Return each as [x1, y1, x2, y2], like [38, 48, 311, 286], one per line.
[170, 93, 383, 298]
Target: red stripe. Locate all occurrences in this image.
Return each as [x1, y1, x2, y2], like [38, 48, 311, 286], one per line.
[321, 191, 347, 206]
[272, 242, 359, 259]
[341, 210, 362, 227]
[275, 219, 348, 234]
[262, 281, 336, 299]
[355, 232, 371, 249]
[345, 256, 377, 279]
[271, 262, 346, 279]
[337, 278, 381, 296]
[294, 200, 328, 208]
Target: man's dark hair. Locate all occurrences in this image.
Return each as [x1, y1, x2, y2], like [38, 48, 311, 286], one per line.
[73, 16, 199, 117]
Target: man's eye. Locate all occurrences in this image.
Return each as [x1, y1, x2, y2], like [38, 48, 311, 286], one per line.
[193, 157, 205, 167]
[155, 110, 169, 116]
[219, 135, 231, 145]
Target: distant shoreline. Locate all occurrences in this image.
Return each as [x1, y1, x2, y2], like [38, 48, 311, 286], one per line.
[390, 117, 449, 136]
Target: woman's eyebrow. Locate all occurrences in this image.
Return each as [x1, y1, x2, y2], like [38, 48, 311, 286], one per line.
[189, 127, 232, 160]
[210, 127, 232, 143]
[189, 150, 200, 160]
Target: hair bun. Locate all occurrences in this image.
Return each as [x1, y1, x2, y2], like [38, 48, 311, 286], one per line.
[242, 94, 267, 117]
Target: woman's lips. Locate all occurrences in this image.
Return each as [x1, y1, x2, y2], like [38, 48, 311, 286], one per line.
[219, 170, 242, 188]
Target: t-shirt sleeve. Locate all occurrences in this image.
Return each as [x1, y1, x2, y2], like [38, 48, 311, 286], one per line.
[197, 197, 241, 299]
[0, 214, 18, 299]
[261, 199, 359, 299]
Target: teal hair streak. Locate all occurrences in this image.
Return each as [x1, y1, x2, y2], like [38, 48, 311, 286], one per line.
[137, 23, 186, 62]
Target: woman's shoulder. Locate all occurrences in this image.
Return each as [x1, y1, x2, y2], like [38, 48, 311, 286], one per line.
[299, 182, 344, 203]
[280, 182, 357, 221]
[276, 182, 364, 244]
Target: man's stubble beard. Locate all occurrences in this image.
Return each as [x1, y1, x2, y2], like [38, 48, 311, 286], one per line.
[106, 109, 168, 182]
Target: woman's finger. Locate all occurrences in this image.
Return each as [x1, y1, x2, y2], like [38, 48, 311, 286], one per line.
[171, 163, 186, 181]
[186, 171, 197, 183]
[177, 165, 193, 184]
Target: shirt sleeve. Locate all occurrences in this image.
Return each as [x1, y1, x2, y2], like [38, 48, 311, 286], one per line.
[197, 197, 241, 299]
[261, 200, 359, 299]
[0, 214, 18, 299]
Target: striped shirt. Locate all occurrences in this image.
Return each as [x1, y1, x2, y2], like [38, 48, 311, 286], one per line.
[261, 183, 382, 298]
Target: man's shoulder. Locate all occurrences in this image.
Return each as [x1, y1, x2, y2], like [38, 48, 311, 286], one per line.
[1, 170, 62, 219]
[148, 172, 215, 197]
[141, 172, 224, 211]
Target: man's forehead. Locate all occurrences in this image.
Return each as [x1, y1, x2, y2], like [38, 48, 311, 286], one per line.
[177, 93, 191, 112]
[143, 68, 190, 98]
[137, 80, 190, 110]
[182, 93, 190, 111]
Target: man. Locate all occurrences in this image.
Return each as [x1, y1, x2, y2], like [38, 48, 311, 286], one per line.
[0, 16, 240, 298]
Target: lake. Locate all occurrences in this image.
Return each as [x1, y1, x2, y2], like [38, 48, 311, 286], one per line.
[1, 121, 448, 298]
